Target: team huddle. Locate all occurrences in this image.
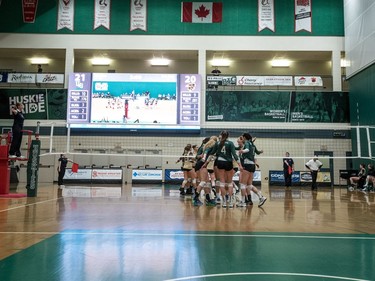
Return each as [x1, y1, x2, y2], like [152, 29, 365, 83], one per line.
[177, 130, 267, 208]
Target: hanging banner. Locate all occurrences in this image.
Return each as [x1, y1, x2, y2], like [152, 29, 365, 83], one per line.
[94, 0, 111, 30]
[294, 76, 323, 86]
[57, 0, 75, 31]
[22, 0, 38, 23]
[130, 0, 147, 31]
[258, 0, 275, 32]
[295, 0, 312, 32]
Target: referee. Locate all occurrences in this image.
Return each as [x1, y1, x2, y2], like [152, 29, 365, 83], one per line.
[305, 156, 323, 191]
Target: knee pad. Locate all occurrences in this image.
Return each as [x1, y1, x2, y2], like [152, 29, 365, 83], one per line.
[228, 183, 233, 189]
[199, 181, 206, 188]
[240, 183, 247, 190]
[192, 178, 197, 185]
[220, 182, 225, 189]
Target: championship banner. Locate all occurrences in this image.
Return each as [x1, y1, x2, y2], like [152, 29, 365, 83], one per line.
[295, 0, 312, 32]
[130, 0, 147, 31]
[294, 76, 323, 86]
[258, 0, 274, 32]
[181, 2, 222, 23]
[57, 0, 74, 31]
[94, 0, 111, 30]
[22, 0, 38, 23]
[36, 73, 65, 84]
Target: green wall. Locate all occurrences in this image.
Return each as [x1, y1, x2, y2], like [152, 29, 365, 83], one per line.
[349, 63, 375, 162]
[0, 0, 344, 36]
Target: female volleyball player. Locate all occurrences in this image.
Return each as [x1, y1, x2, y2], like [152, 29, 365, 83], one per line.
[176, 144, 196, 196]
[239, 133, 267, 207]
[210, 131, 242, 208]
[193, 136, 218, 206]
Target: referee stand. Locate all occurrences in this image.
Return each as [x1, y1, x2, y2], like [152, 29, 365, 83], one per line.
[0, 122, 41, 197]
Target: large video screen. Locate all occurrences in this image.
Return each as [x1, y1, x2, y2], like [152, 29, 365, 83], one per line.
[67, 73, 201, 131]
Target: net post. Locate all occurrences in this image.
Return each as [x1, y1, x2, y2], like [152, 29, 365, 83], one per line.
[66, 122, 71, 154]
[366, 126, 372, 159]
[356, 126, 361, 158]
[35, 121, 40, 140]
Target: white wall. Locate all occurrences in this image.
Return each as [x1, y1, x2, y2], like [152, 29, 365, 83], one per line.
[344, 0, 375, 78]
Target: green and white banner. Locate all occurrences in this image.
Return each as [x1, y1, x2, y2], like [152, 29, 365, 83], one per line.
[206, 91, 349, 123]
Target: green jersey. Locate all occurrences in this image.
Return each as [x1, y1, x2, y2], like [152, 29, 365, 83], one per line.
[241, 140, 261, 164]
[214, 140, 239, 162]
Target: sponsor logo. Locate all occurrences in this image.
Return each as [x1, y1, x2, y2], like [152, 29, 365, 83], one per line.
[301, 172, 312, 181]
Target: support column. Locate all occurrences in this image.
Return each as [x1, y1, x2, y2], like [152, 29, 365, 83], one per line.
[64, 48, 75, 88]
[332, 50, 342, 92]
[198, 49, 206, 127]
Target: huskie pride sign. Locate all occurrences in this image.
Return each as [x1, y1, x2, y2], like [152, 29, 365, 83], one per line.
[0, 89, 67, 120]
[8, 93, 46, 118]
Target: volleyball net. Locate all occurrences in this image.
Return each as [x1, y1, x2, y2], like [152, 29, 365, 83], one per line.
[34, 122, 375, 167]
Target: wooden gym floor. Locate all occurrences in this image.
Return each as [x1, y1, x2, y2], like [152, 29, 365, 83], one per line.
[0, 183, 374, 281]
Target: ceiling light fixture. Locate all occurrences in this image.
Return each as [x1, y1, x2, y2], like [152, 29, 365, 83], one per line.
[150, 58, 170, 66]
[30, 58, 50, 65]
[211, 58, 231, 67]
[271, 59, 291, 67]
[91, 57, 111, 65]
[340, 58, 351, 68]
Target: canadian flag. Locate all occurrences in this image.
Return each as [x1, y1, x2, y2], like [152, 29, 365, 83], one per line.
[181, 2, 222, 23]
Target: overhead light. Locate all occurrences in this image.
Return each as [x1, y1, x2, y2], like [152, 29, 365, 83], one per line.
[150, 58, 170, 66]
[91, 57, 111, 65]
[30, 58, 50, 65]
[340, 58, 351, 67]
[211, 58, 231, 67]
[271, 59, 291, 67]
